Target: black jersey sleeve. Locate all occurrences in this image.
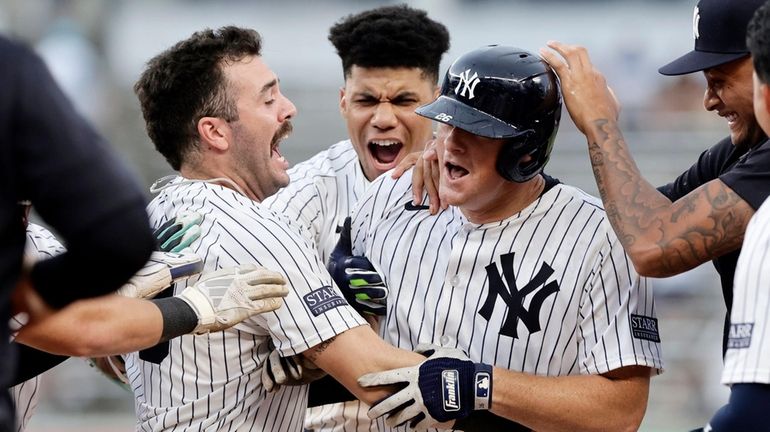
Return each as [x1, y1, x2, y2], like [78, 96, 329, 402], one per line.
[7, 37, 154, 308]
[657, 137, 734, 201]
[719, 139, 770, 210]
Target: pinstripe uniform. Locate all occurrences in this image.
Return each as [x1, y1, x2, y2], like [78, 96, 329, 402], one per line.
[125, 177, 366, 432]
[10, 224, 65, 432]
[722, 198, 770, 385]
[264, 140, 369, 263]
[264, 140, 375, 432]
[351, 171, 664, 431]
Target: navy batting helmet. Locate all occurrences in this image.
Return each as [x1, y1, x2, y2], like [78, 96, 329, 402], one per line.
[416, 45, 562, 182]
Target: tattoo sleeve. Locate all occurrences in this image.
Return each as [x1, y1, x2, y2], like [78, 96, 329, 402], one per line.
[586, 119, 753, 276]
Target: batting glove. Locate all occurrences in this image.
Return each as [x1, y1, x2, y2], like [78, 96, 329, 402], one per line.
[178, 264, 289, 334]
[327, 217, 388, 316]
[260, 343, 327, 392]
[358, 343, 493, 430]
[154, 211, 203, 253]
[117, 251, 204, 299]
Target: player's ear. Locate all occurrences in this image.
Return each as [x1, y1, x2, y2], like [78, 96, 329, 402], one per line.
[339, 86, 347, 115]
[762, 81, 770, 119]
[197, 116, 230, 152]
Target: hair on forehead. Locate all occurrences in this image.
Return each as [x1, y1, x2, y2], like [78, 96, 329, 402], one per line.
[329, 4, 450, 82]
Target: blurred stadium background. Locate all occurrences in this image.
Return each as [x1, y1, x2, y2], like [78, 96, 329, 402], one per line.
[2, 0, 731, 430]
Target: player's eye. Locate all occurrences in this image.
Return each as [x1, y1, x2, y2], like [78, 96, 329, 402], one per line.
[392, 97, 418, 106]
[353, 96, 378, 106]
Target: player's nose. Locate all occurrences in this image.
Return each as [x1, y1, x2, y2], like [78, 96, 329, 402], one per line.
[443, 126, 469, 153]
[703, 85, 720, 112]
[280, 95, 297, 120]
[371, 102, 398, 130]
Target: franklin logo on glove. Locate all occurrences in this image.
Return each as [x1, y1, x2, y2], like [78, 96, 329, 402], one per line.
[442, 370, 461, 411]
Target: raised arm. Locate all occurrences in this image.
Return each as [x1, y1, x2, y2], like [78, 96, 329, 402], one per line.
[540, 41, 754, 277]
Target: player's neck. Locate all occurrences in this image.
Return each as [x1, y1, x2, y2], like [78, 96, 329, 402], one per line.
[460, 174, 545, 224]
[180, 165, 259, 202]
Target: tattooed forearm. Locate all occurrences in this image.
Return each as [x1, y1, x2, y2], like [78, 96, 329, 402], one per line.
[585, 119, 753, 277]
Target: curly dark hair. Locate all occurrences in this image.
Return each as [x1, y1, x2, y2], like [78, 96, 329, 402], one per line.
[748, 0, 770, 84]
[329, 5, 450, 82]
[134, 26, 262, 170]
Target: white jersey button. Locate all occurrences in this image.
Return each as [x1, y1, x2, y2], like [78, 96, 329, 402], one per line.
[440, 335, 452, 346]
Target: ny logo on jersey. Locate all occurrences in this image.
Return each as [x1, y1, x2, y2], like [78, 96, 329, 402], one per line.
[451, 68, 481, 99]
[479, 253, 559, 338]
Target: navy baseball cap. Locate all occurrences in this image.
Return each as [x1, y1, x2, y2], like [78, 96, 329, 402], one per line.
[659, 0, 765, 75]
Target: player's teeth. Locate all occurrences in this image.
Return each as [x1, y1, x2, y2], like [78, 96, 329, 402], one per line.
[370, 140, 399, 147]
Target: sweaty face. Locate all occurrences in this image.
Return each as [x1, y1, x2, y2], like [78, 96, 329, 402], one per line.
[340, 66, 437, 181]
[703, 57, 763, 148]
[225, 56, 296, 201]
[435, 123, 510, 215]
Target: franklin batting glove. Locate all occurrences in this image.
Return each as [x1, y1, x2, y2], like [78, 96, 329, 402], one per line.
[117, 251, 204, 299]
[327, 217, 388, 316]
[358, 343, 493, 430]
[154, 211, 203, 253]
[178, 264, 288, 334]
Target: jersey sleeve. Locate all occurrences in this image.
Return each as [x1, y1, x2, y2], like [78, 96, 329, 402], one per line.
[722, 200, 770, 385]
[206, 210, 367, 357]
[263, 169, 326, 254]
[657, 137, 732, 201]
[719, 139, 770, 210]
[577, 226, 664, 375]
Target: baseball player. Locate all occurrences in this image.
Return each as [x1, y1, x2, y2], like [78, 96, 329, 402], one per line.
[703, 3, 770, 430]
[262, 6, 450, 430]
[539, 0, 770, 356]
[350, 46, 663, 431]
[128, 26, 427, 431]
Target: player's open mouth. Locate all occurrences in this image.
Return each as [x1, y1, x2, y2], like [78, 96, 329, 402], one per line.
[445, 161, 469, 180]
[724, 112, 738, 129]
[271, 140, 286, 161]
[271, 122, 292, 161]
[368, 140, 403, 166]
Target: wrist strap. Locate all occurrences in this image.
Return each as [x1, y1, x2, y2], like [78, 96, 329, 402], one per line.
[152, 297, 198, 341]
[473, 363, 493, 410]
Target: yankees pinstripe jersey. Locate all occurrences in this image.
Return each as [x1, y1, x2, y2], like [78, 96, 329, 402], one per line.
[10, 224, 65, 432]
[722, 198, 770, 385]
[264, 140, 369, 262]
[125, 176, 366, 432]
[351, 171, 664, 431]
[265, 141, 375, 432]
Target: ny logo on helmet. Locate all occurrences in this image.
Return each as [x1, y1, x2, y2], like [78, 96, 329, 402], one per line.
[451, 68, 481, 100]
